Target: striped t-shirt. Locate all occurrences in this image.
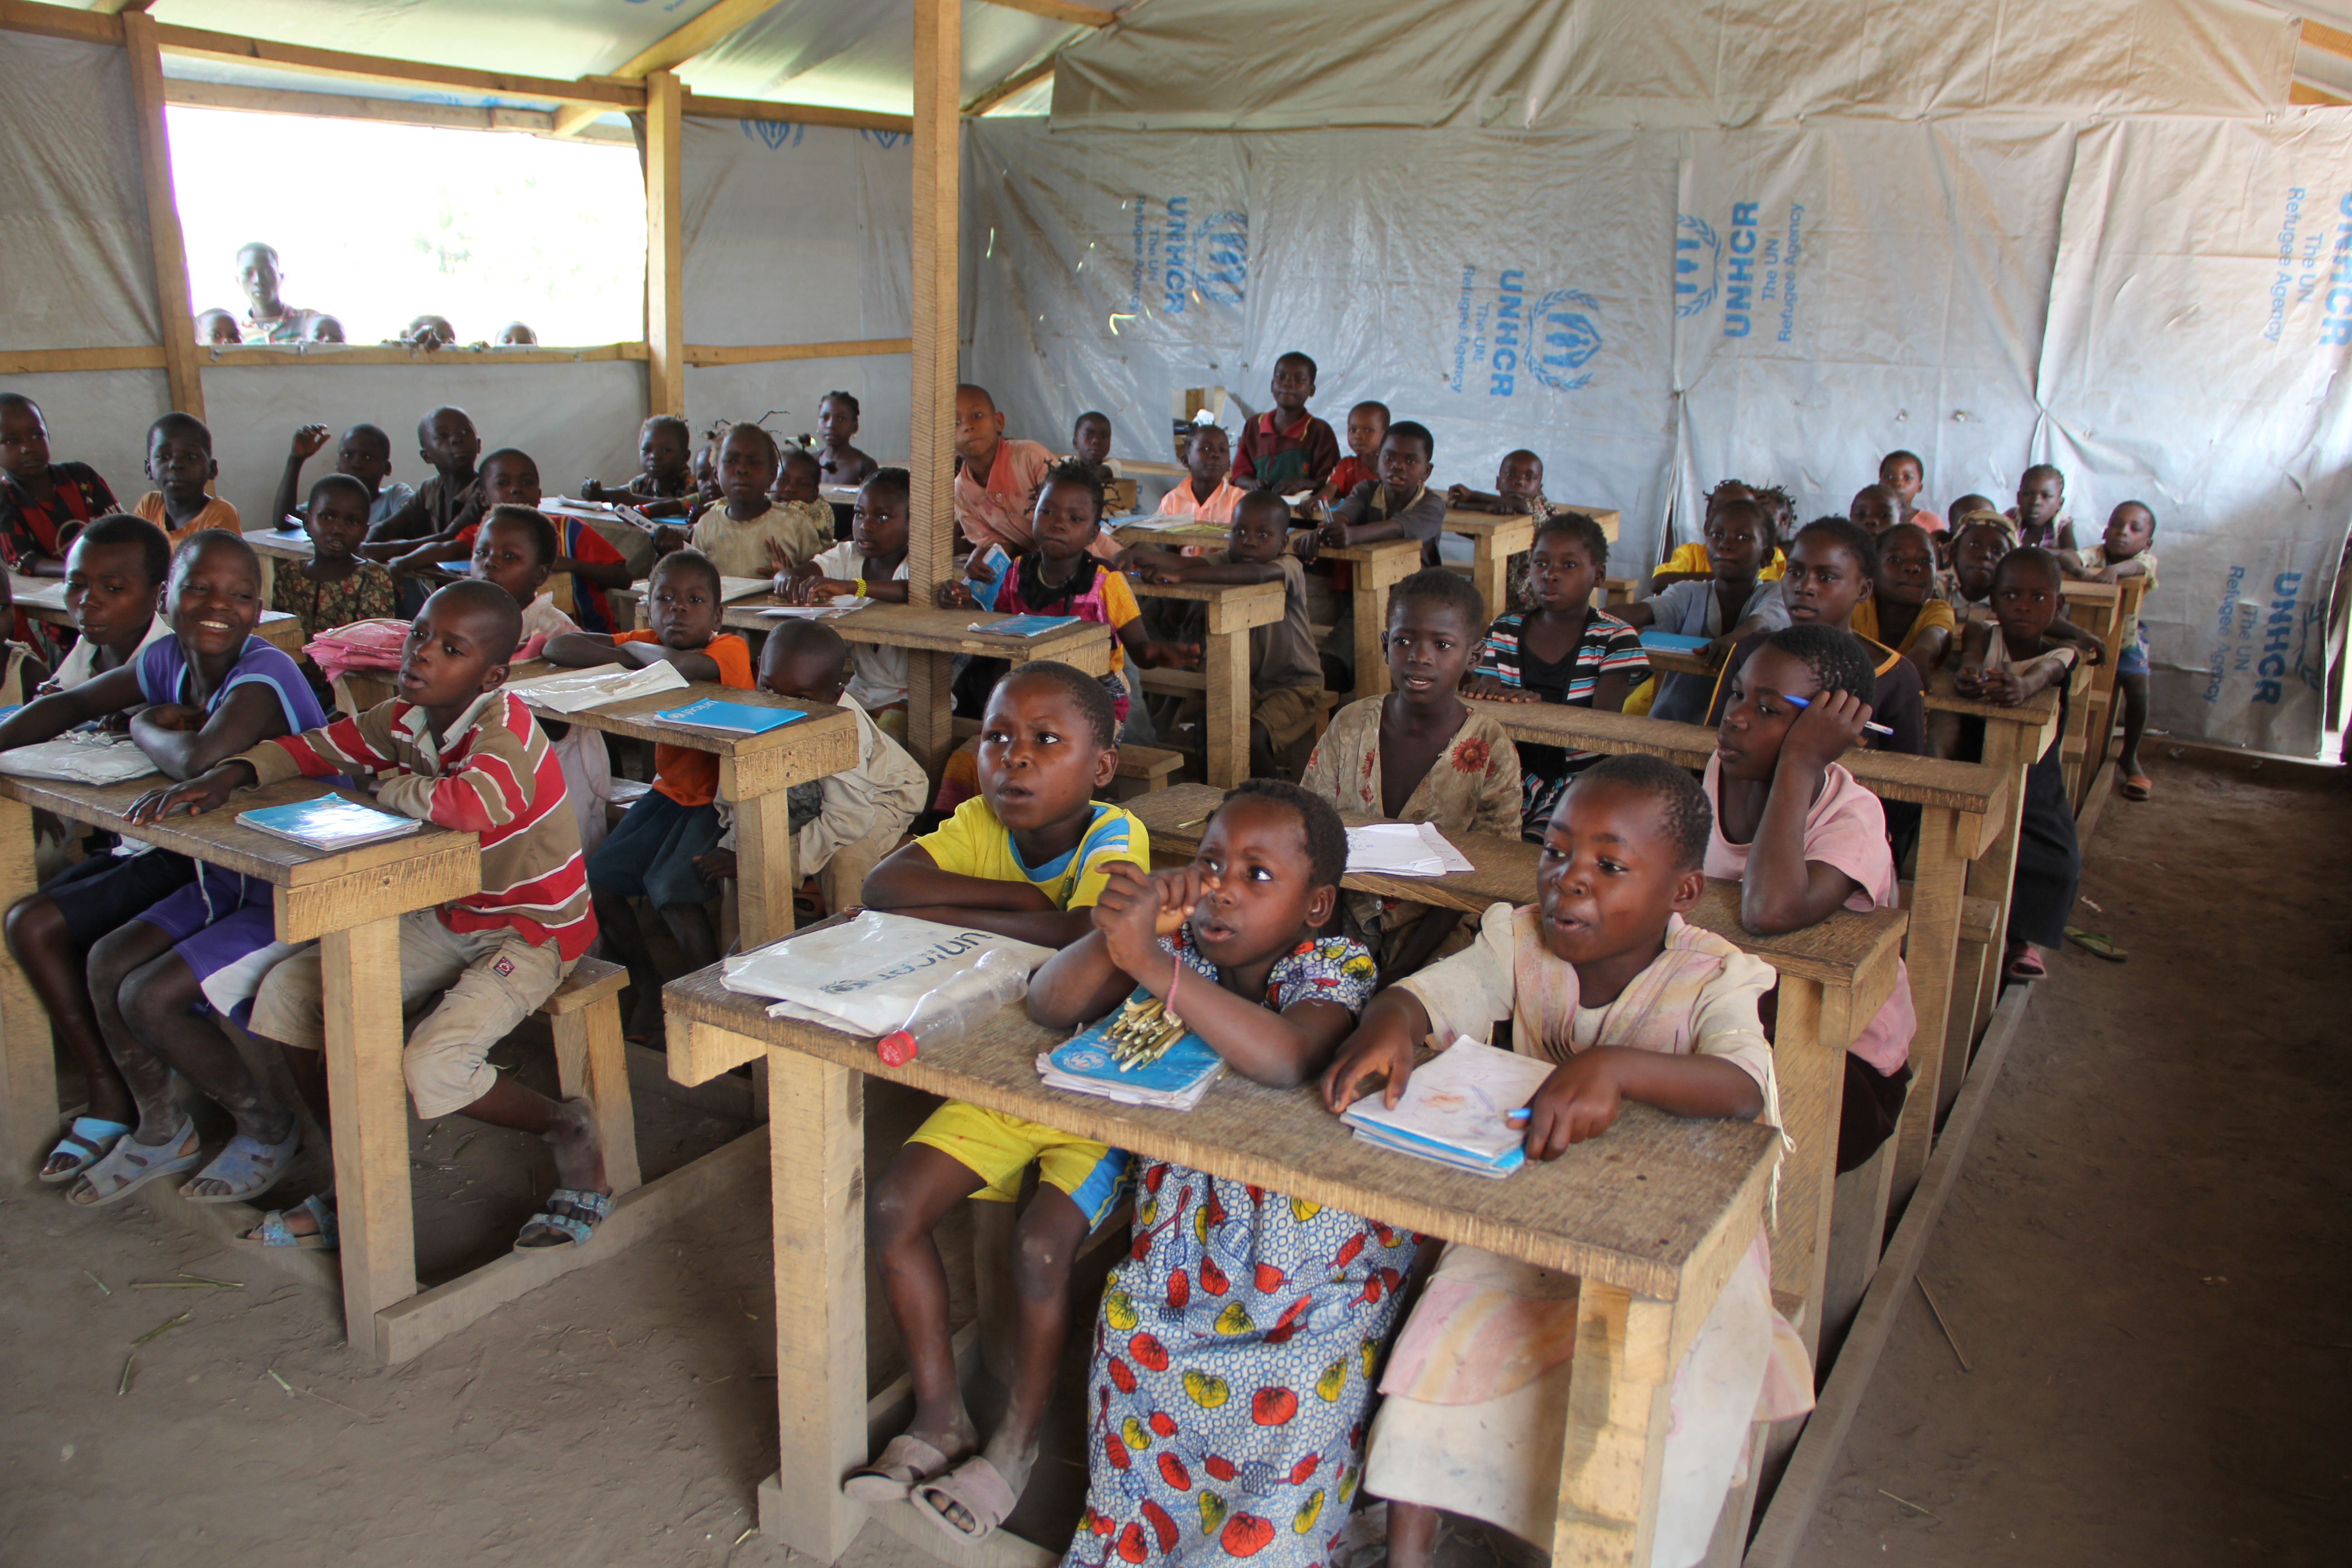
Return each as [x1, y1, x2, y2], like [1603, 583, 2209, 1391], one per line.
[1475, 607, 1651, 784]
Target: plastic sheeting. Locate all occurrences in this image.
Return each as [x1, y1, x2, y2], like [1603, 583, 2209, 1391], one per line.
[1053, 0, 2300, 131]
[0, 34, 159, 350]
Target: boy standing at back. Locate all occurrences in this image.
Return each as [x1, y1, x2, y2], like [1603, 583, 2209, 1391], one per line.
[132, 413, 239, 543]
[273, 422, 414, 531]
[954, 384, 1090, 559]
[2062, 500, 2161, 801]
[1231, 351, 1339, 495]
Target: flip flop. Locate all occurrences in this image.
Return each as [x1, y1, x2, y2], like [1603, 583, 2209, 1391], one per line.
[181, 1122, 302, 1206]
[914, 1455, 1020, 1544]
[2121, 774, 2152, 801]
[843, 1432, 953, 1502]
[2065, 927, 2128, 962]
[515, 1187, 613, 1249]
[234, 1193, 338, 1251]
[39, 1116, 129, 1185]
[65, 1118, 200, 1208]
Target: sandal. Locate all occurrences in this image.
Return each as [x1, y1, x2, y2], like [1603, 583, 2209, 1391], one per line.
[2120, 774, 2151, 801]
[914, 1455, 1019, 1544]
[235, 1193, 338, 1250]
[182, 1122, 302, 1206]
[843, 1432, 953, 1502]
[2065, 927, 2128, 962]
[39, 1116, 129, 1185]
[2005, 944, 2048, 981]
[65, 1118, 199, 1208]
[515, 1187, 613, 1249]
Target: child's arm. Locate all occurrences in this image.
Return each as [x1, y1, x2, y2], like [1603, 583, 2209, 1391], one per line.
[541, 631, 622, 668]
[1321, 987, 1431, 1112]
[0, 664, 147, 751]
[129, 683, 294, 780]
[273, 424, 328, 529]
[1117, 549, 1281, 588]
[1903, 621, 1954, 675]
[1116, 616, 1200, 670]
[1516, 1049, 1764, 1160]
[1738, 688, 1872, 934]
[859, 841, 1095, 947]
[123, 706, 409, 824]
[1465, 625, 1539, 703]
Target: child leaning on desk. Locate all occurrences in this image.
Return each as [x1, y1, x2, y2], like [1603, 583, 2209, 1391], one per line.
[851, 662, 1150, 1544]
[1029, 781, 1413, 1568]
[132, 579, 611, 1251]
[1321, 755, 1811, 1568]
[775, 466, 914, 740]
[545, 548, 753, 1046]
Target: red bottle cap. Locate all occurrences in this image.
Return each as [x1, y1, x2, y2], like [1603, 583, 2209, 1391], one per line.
[877, 1029, 917, 1067]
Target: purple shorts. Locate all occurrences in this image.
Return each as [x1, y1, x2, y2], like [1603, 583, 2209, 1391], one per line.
[136, 866, 303, 1028]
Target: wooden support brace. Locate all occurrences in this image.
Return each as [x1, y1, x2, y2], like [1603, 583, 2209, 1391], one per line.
[0, 798, 56, 1186]
[1551, 1283, 1676, 1568]
[729, 788, 798, 950]
[320, 916, 416, 1358]
[643, 69, 686, 419]
[123, 10, 205, 419]
[906, 0, 963, 778]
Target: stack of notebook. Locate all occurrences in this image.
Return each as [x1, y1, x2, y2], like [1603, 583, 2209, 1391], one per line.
[237, 796, 421, 850]
[1037, 1004, 1225, 1111]
[1340, 1037, 1553, 1177]
[1344, 822, 1475, 878]
[654, 699, 804, 735]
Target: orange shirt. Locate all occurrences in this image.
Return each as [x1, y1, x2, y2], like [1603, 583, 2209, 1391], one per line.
[615, 630, 755, 806]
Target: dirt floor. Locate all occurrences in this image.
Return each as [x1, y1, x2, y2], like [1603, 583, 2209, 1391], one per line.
[2, 750, 2346, 1567]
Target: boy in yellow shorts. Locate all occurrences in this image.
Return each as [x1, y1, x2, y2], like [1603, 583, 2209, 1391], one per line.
[853, 661, 1149, 1544]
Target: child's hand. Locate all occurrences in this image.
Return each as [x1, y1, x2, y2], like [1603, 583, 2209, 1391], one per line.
[1320, 1022, 1418, 1113]
[763, 537, 797, 576]
[137, 702, 206, 733]
[936, 581, 977, 609]
[694, 848, 738, 885]
[124, 764, 248, 825]
[1465, 674, 1537, 703]
[581, 479, 608, 502]
[1315, 519, 1352, 549]
[1446, 483, 1471, 505]
[289, 424, 330, 461]
[651, 525, 689, 555]
[1513, 1054, 1625, 1159]
[1092, 862, 1208, 975]
[1138, 640, 1202, 670]
[1701, 632, 1742, 666]
[1974, 668, 2026, 706]
[960, 553, 1000, 586]
[1780, 686, 1871, 769]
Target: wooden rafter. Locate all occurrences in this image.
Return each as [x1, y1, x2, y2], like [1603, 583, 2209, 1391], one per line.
[2302, 19, 2352, 62]
[977, 0, 1117, 27]
[683, 90, 912, 132]
[2290, 79, 2350, 107]
[549, 0, 784, 138]
[644, 70, 687, 419]
[122, 10, 205, 418]
[962, 53, 1058, 118]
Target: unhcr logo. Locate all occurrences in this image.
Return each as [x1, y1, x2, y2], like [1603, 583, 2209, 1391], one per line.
[1483, 272, 1601, 395]
[1196, 211, 1247, 306]
[1676, 215, 1720, 317]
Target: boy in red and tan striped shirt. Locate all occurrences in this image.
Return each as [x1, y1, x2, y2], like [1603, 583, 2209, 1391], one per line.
[141, 579, 613, 1250]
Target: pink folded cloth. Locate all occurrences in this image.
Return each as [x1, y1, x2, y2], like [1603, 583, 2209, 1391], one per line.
[303, 618, 410, 682]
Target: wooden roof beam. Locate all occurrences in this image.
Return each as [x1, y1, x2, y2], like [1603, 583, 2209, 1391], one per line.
[977, 0, 1117, 27]
[962, 54, 1058, 118]
[2302, 20, 2352, 61]
[549, 0, 787, 138]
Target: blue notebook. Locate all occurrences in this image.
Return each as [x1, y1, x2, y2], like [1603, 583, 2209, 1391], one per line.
[973, 614, 1082, 638]
[1038, 997, 1225, 1111]
[236, 795, 421, 849]
[1639, 631, 1712, 652]
[653, 698, 805, 735]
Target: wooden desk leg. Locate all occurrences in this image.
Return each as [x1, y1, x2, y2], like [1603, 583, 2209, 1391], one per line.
[553, 1003, 642, 1196]
[0, 798, 54, 1186]
[732, 790, 798, 950]
[1768, 978, 1845, 1359]
[1552, 1283, 1676, 1568]
[1204, 626, 1248, 789]
[1352, 580, 1390, 697]
[1953, 730, 2029, 1110]
[1891, 808, 1967, 1213]
[907, 647, 955, 781]
[1471, 535, 1507, 629]
[762, 1041, 869, 1560]
[322, 916, 417, 1360]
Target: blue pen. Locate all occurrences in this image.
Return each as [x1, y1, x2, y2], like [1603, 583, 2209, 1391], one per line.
[1781, 692, 1895, 737]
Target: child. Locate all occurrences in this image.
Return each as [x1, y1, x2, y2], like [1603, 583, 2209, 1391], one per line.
[853, 663, 1149, 1538]
[401, 448, 632, 632]
[1068, 410, 1120, 485]
[2061, 500, 2160, 800]
[1712, 627, 1917, 1169]
[693, 621, 925, 916]
[1953, 549, 2083, 980]
[0, 392, 118, 586]
[272, 422, 415, 533]
[1302, 568, 1519, 981]
[1323, 398, 1390, 502]
[1326, 755, 1808, 1568]
[1651, 480, 1787, 588]
[1317, 420, 1447, 567]
[549, 550, 752, 1043]
[1938, 510, 2015, 621]
[744, 445, 836, 569]
[1879, 449, 1942, 532]
[1231, 352, 1339, 494]
[778, 467, 915, 737]
[939, 461, 1200, 723]
[581, 414, 696, 516]
[234, 242, 320, 343]
[39, 514, 172, 692]
[1033, 781, 1412, 1568]
[367, 406, 481, 552]
[816, 390, 877, 490]
[196, 309, 241, 346]
[954, 383, 1082, 558]
[1, 531, 332, 1198]
[273, 474, 395, 674]
[1446, 447, 1549, 517]
[305, 315, 347, 345]
[2008, 462, 2076, 551]
[470, 504, 615, 855]
[1148, 422, 1246, 524]
[1854, 520, 1955, 675]
[1467, 513, 1648, 837]
[1847, 482, 1901, 539]
[1121, 489, 1328, 777]
[1618, 496, 1786, 725]
[135, 579, 608, 1250]
[132, 413, 240, 543]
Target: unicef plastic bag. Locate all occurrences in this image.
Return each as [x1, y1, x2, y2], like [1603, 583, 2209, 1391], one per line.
[720, 910, 1056, 1039]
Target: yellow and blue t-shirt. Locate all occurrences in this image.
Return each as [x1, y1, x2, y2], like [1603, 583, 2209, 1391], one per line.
[916, 796, 1149, 909]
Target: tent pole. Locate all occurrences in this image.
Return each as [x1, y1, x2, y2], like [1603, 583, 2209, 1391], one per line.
[644, 69, 686, 419]
[907, 0, 961, 775]
[122, 9, 205, 421]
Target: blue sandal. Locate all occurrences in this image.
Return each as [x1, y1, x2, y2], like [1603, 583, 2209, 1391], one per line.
[40, 1116, 130, 1185]
[235, 1194, 338, 1250]
[67, 1118, 200, 1208]
[182, 1123, 303, 1206]
[515, 1188, 613, 1249]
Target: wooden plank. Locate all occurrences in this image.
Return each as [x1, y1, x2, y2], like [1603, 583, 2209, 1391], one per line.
[1888, 801, 1969, 1215]
[1745, 984, 2034, 1568]
[644, 70, 686, 419]
[760, 1034, 871, 1559]
[271, 837, 482, 943]
[206, 342, 648, 367]
[979, 0, 1118, 25]
[1553, 1284, 1677, 1568]
[549, 0, 785, 136]
[164, 77, 563, 135]
[725, 598, 1114, 673]
[963, 54, 1059, 118]
[0, 346, 167, 375]
[1442, 509, 1536, 629]
[0, 797, 56, 1186]
[730, 787, 797, 948]
[908, 0, 962, 777]
[676, 1016, 766, 1087]
[2290, 79, 2351, 107]
[321, 917, 416, 1358]
[1202, 603, 1247, 788]
[0, 0, 118, 46]
[123, 10, 204, 419]
[686, 338, 914, 367]
[2302, 18, 2352, 61]
[551, 989, 643, 1196]
[684, 91, 915, 133]
[670, 970, 1778, 1300]
[150, 17, 648, 110]
[372, 1126, 765, 1362]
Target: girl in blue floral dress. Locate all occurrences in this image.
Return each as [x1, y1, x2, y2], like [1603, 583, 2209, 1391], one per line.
[1026, 781, 1420, 1568]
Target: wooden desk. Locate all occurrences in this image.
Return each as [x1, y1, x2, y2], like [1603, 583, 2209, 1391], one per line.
[1128, 783, 1903, 1352]
[665, 957, 1778, 1568]
[11, 573, 304, 658]
[1460, 699, 2005, 1213]
[0, 774, 479, 1356]
[2057, 579, 2141, 809]
[1440, 509, 1536, 628]
[1122, 576, 1284, 788]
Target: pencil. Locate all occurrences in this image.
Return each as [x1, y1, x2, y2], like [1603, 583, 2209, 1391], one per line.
[1781, 692, 1896, 737]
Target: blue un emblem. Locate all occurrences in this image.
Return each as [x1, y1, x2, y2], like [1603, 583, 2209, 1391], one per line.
[1675, 214, 1720, 317]
[1530, 290, 1602, 392]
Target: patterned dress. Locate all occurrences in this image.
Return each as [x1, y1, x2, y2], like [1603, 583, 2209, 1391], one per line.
[0, 462, 116, 656]
[1063, 931, 1416, 1568]
[272, 560, 397, 644]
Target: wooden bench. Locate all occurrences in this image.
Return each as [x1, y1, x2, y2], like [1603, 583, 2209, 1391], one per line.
[539, 956, 640, 1196]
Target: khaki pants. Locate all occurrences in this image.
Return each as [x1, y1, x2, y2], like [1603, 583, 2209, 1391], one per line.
[250, 909, 574, 1120]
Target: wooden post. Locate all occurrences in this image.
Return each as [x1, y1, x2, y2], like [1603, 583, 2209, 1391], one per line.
[1552, 1283, 1676, 1568]
[643, 69, 686, 419]
[320, 917, 416, 1359]
[906, 0, 961, 775]
[0, 798, 56, 1186]
[122, 10, 206, 420]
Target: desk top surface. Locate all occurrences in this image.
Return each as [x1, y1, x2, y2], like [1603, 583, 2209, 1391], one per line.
[718, 597, 1116, 666]
[11, 573, 298, 632]
[506, 662, 857, 760]
[242, 527, 315, 561]
[666, 958, 1776, 1302]
[1922, 667, 2064, 725]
